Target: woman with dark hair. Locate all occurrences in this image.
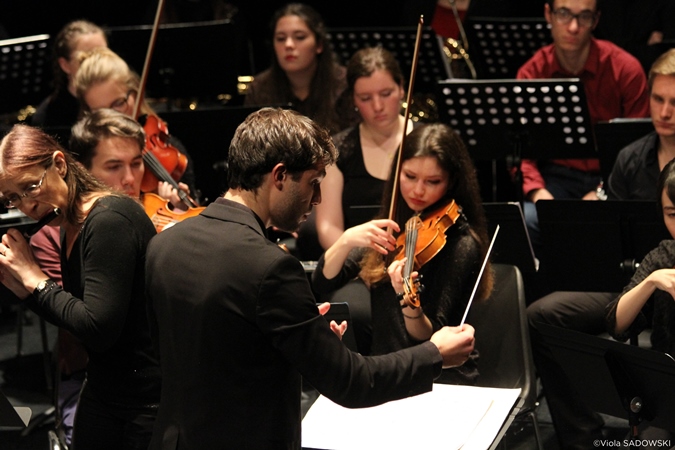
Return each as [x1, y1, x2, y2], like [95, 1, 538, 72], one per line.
[31, 20, 108, 128]
[604, 158, 675, 442]
[0, 124, 160, 449]
[315, 46, 409, 251]
[243, 3, 347, 134]
[313, 123, 493, 384]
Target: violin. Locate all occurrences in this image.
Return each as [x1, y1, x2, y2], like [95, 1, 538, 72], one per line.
[132, 0, 197, 210]
[395, 200, 462, 308]
[143, 192, 204, 233]
[139, 114, 197, 209]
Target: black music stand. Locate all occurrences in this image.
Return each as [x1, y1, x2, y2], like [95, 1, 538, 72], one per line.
[0, 34, 52, 115]
[595, 118, 655, 184]
[483, 202, 538, 273]
[536, 200, 670, 293]
[437, 78, 595, 199]
[538, 323, 675, 436]
[465, 17, 551, 79]
[105, 20, 247, 104]
[326, 26, 451, 95]
[0, 389, 31, 429]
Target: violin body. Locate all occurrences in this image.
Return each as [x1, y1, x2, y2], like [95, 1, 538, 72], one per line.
[395, 199, 461, 309]
[396, 199, 461, 269]
[143, 192, 204, 233]
[140, 115, 188, 193]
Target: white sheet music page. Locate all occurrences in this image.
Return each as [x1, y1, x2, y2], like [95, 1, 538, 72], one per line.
[302, 383, 520, 450]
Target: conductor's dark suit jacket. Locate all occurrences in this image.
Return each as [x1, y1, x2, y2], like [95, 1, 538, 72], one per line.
[145, 198, 443, 449]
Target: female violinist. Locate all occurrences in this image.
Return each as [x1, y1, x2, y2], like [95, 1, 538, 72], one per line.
[0, 124, 160, 449]
[73, 47, 198, 204]
[312, 123, 493, 384]
[244, 3, 349, 134]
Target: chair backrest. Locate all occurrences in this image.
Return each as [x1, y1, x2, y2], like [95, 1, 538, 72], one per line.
[467, 264, 537, 410]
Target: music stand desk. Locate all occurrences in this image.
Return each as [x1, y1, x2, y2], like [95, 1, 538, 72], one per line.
[536, 200, 670, 293]
[326, 26, 450, 95]
[594, 118, 655, 184]
[466, 16, 551, 79]
[437, 78, 595, 161]
[483, 202, 538, 273]
[537, 323, 675, 433]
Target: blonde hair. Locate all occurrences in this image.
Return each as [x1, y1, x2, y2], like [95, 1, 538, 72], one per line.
[649, 48, 675, 90]
[74, 47, 155, 116]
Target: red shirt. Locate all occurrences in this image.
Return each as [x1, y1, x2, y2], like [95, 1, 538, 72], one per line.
[516, 38, 649, 196]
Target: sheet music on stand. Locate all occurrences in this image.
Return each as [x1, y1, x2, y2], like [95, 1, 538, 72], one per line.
[326, 26, 450, 95]
[466, 17, 551, 79]
[0, 34, 52, 115]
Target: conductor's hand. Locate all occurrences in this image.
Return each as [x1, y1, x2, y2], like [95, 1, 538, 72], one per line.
[317, 302, 348, 341]
[430, 324, 475, 368]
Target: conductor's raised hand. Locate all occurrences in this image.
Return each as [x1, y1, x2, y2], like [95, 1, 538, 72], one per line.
[429, 324, 475, 368]
[339, 219, 399, 255]
[317, 302, 348, 341]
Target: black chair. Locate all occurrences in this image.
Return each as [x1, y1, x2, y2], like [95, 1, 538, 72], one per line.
[467, 264, 543, 450]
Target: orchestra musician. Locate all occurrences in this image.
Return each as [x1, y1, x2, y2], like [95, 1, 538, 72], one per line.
[306, 46, 412, 350]
[605, 157, 675, 442]
[0, 124, 161, 449]
[144, 107, 476, 448]
[528, 46, 675, 450]
[31, 20, 108, 129]
[73, 46, 198, 203]
[312, 123, 493, 384]
[29, 108, 195, 446]
[243, 3, 349, 134]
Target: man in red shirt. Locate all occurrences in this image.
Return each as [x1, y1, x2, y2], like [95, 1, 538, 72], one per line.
[518, 0, 649, 250]
[521, 2, 649, 450]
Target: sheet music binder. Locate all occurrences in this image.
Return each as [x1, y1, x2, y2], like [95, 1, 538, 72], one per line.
[465, 17, 551, 79]
[326, 26, 451, 95]
[538, 323, 675, 434]
[436, 78, 595, 161]
[0, 34, 52, 115]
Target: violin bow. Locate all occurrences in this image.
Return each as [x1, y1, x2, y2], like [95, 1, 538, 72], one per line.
[460, 225, 500, 326]
[387, 15, 424, 230]
[133, 0, 165, 119]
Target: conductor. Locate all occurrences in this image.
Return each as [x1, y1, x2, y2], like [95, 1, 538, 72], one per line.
[144, 107, 476, 449]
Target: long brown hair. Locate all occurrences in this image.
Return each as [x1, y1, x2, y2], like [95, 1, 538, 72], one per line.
[360, 123, 493, 301]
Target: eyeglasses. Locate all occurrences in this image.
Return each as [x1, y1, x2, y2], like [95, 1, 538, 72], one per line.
[551, 8, 597, 28]
[109, 91, 133, 112]
[1, 167, 49, 209]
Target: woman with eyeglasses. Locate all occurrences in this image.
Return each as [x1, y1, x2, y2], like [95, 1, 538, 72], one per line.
[0, 124, 160, 449]
[74, 47, 198, 204]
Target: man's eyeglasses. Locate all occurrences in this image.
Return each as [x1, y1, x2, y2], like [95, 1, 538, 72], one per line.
[1, 167, 49, 209]
[551, 8, 597, 28]
[109, 91, 133, 112]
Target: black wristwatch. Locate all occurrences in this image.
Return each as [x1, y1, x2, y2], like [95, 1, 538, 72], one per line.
[33, 279, 57, 297]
